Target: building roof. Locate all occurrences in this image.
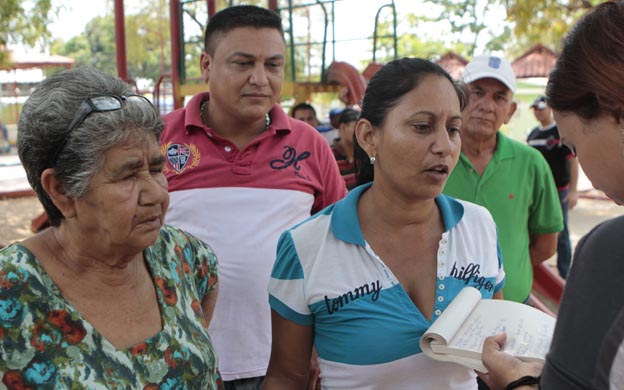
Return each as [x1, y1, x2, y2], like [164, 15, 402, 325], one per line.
[436, 51, 468, 80]
[361, 62, 384, 81]
[511, 44, 557, 78]
[0, 51, 74, 71]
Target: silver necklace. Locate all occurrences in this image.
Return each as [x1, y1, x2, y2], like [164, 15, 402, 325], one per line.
[200, 101, 271, 130]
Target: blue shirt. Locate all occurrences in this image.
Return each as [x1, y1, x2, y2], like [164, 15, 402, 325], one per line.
[269, 183, 505, 389]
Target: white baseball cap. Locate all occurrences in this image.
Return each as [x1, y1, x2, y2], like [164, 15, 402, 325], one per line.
[462, 55, 516, 93]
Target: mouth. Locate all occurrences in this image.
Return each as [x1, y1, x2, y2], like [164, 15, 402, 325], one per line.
[242, 93, 270, 98]
[138, 215, 162, 228]
[425, 164, 450, 175]
[472, 116, 493, 122]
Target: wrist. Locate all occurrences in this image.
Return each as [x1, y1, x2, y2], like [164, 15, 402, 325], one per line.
[505, 375, 540, 390]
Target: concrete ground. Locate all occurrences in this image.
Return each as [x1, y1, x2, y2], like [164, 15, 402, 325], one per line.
[551, 194, 624, 271]
[1, 187, 623, 254]
[2, 145, 623, 250]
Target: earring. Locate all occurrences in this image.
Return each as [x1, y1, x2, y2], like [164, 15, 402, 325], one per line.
[369, 156, 376, 165]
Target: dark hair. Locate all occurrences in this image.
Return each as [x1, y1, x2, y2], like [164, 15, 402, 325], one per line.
[355, 57, 469, 185]
[338, 108, 360, 125]
[546, 1, 624, 121]
[291, 102, 317, 118]
[17, 67, 163, 226]
[204, 5, 284, 55]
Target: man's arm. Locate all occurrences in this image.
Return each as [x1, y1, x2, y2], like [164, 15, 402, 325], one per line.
[528, 148, 564, 266]
[565, 157, 579, 210]
[201, 288, 218, 326]
[529, 232, 558, 266]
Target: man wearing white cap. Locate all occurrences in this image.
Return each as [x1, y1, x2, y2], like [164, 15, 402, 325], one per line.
[444, 55, 563, 304]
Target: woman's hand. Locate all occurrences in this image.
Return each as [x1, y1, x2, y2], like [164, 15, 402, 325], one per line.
[478, 333, 544, 390]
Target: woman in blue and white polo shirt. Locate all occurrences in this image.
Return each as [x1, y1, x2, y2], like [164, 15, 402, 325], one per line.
[263, 58, 505, 390]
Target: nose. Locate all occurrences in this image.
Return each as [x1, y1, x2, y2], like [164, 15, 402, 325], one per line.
[476, 95, 496, 113]
[249, 64, 269, 87]
[431, 126, 453, 156]
[139, 173, 168, 207]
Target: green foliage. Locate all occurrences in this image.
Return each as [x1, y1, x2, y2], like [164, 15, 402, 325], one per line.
[52, 0, 171, 84]
[283, 6, 326, 83]
[0, 0, 54, 66]
[423, 0, 606, 58]
[153, 0, 205, 83]
[371, 12, 469, 64]
[126, 0, 171, 81]
[421, 0, 500, 57]
[505, 0, 603, 55]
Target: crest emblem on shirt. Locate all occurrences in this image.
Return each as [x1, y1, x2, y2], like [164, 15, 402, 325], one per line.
[162, 143, 200, 174]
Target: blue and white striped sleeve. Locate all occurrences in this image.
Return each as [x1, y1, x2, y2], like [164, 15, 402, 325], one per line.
[268, 230, 313, 326]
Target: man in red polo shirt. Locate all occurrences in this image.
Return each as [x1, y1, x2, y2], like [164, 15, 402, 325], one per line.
[160, 6, 346, 389]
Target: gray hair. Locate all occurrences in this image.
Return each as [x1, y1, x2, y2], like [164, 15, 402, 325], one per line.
[17, 67, 163, 226]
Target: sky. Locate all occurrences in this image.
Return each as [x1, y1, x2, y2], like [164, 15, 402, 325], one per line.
[48, 0, 108, 40]
[2, 0, 506, 87]
[45, 0, 507, 65]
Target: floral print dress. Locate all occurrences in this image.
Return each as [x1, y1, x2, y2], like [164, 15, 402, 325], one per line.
[0, 225, 220, 390]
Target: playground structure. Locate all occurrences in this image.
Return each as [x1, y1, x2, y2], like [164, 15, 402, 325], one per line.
[0, 52, 74, 127]
[151, 0, 399, 111]
[1, 0, 566, 313]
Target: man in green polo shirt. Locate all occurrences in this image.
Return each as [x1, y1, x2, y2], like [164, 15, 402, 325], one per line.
[444, 55, 563, 303]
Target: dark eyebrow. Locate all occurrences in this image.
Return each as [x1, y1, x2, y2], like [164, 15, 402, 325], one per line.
[112, 155, 164, 175]
[111, 158, 143, 177]
[449, 115, 463, 123]
[410, 111, 463, 123]
[230, 52, 255, 59]
[150, 155, 166, 166]
[411, 110, 436, 118]
[266, 54, 285, 61]
[229, 52, 284, 61]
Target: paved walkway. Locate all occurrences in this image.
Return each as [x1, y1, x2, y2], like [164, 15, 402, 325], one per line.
[2, 149, 622, 251]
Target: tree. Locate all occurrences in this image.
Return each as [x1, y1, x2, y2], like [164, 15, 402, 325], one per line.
[0, 0, 54, 66]
[126, 0, 171, 81]
[504, 0, 602, 55]
[421, 0, 501, 57]
[423, 0, 606, 58]
[371, 12, 470, 64]
[52, 0, 171, 84]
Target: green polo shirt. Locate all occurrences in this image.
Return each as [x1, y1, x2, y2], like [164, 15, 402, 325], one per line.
[444, 132, 563, 303]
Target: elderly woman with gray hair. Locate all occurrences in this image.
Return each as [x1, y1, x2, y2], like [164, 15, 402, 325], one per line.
[0, 67, 221, 389]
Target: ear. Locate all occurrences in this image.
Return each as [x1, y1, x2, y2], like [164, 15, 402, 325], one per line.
[41, 168, 76, 220]
[200, 52, 212, 84]
[504, 101, 518, 124]
[355, 119, 377, 158]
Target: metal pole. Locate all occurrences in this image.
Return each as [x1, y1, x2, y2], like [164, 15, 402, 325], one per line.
[288, 0, 296, 82]
[208, 0, 216, 17]
[169, 0, 183, 109]
[114, 0, 128, 81]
